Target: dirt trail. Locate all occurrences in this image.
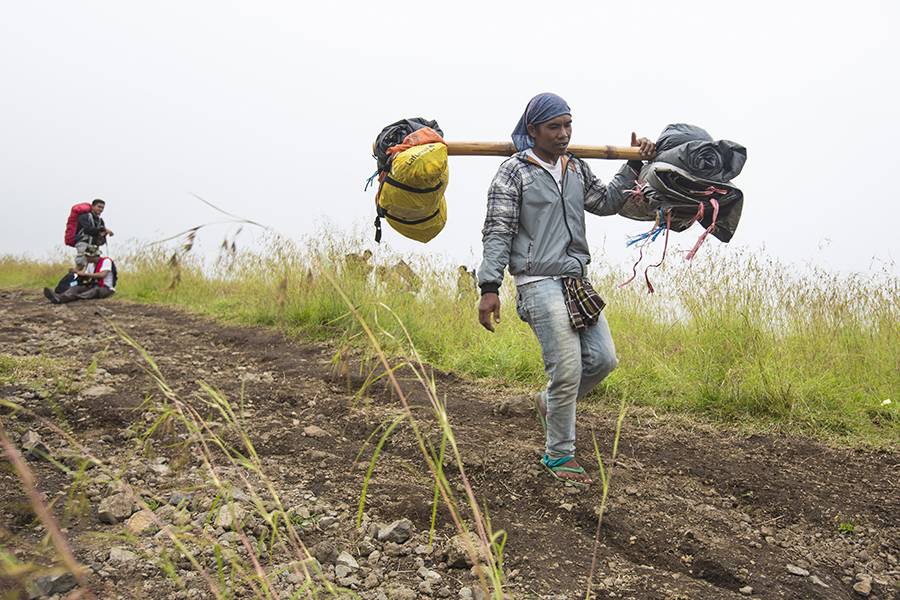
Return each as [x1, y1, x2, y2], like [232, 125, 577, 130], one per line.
[1, 288, 898, 599]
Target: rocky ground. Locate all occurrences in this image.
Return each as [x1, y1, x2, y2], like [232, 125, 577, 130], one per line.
[0, 287, 898, 600]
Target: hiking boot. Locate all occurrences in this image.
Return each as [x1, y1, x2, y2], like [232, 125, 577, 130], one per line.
[43, 287, 62, 304]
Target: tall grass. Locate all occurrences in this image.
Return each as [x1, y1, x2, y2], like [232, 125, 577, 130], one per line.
[602, 245, 900, 445]
[3, 231, 898, 448]
[0, 253, 73, 289]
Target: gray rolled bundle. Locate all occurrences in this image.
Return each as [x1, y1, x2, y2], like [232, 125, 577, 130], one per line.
[654, 138, 746, 183]
[619, 123, 746, 243]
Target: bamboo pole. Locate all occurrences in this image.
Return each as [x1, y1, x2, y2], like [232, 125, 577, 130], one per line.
[446, 141, 653, 160]
[373, 141, 654, 160]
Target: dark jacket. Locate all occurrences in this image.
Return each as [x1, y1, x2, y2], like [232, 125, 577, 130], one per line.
[75, 212, 105, 244]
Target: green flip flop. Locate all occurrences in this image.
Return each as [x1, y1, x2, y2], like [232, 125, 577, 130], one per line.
[541, 455, 587, 486]
[533, 392, 548, 438]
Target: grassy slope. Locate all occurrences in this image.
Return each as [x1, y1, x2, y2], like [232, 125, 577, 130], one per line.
[4, 234, 898, 450]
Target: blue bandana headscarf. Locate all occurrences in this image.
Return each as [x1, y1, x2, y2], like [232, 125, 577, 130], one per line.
[511, 92, 572, 152]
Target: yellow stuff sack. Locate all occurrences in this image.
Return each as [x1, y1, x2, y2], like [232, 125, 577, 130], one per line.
[376, 142, 448, 243]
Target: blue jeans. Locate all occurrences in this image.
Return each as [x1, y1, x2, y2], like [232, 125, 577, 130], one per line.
[515, 278, 618, 461]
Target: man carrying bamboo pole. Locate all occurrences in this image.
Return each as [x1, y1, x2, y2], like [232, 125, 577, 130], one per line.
[477, 92, 655, 485]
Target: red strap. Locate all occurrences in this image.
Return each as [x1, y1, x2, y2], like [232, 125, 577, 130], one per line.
[685, 198, 720, 261]
[642, 211, 672, 293]
[95, 258, 111, 287]
[619, 217, 657, 289]
[619, 211, 672, 293]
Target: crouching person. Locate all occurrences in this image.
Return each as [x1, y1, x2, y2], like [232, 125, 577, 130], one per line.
[44, 245, 116, 304]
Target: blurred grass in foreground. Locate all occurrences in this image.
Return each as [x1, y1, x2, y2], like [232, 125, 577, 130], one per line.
[2, 230, 897, 449]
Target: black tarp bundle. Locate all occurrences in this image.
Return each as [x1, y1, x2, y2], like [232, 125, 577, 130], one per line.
[618, 124, 747, 291]
[619, 123, 747, 244]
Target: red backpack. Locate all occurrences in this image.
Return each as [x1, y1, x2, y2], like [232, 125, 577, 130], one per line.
[64, 203, 93, 247]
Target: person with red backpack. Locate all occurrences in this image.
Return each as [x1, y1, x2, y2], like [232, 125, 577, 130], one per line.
[72, 199, 114, 268]
[44, 245, 117, 304]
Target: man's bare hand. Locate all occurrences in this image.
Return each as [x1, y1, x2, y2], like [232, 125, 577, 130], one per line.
[630, 132, 656, 158]
[478, 293, 501, 332]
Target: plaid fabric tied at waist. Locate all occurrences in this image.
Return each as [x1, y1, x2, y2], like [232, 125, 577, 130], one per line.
[562, 277, 606, 332]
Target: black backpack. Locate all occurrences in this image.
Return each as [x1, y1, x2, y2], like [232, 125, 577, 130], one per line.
[54, 272, 78, 294]
[103, 259, 118, 288]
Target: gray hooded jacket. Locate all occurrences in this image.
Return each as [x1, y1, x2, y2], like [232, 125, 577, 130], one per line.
[478, 152, 639, 294]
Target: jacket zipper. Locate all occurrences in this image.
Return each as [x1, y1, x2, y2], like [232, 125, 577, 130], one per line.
[552, 162, 584, 279]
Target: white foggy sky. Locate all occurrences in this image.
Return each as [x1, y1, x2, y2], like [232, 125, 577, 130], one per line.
[2, 1, 898, 275]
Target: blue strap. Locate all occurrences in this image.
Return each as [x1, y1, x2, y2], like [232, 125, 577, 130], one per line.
[364, 170, 379, 192]
[542, 455, 574, 469]
[626, 210, 667, 246]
